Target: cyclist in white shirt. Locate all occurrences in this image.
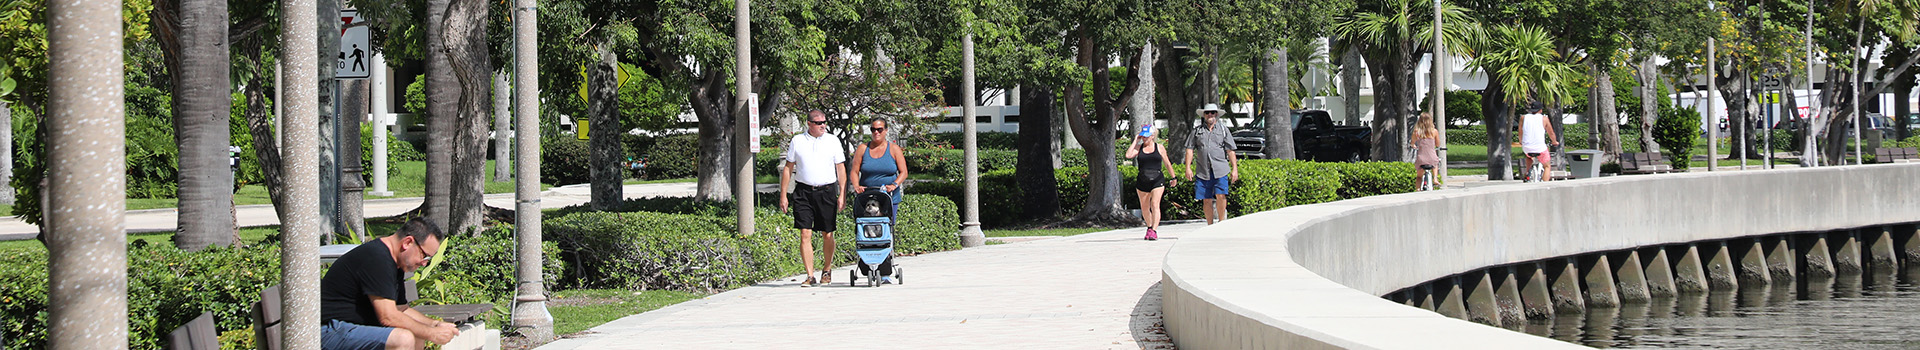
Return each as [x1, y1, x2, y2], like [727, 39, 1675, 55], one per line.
[1519, 103, 1559, 182]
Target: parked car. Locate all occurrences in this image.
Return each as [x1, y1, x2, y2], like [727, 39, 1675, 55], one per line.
[1232, 109, 1373, 162]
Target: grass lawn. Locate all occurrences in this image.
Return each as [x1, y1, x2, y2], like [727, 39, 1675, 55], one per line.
[0, 161, 549, 217]
[548, 289, 706, 336]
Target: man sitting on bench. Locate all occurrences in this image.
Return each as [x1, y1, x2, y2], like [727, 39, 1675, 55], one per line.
[320, 218, 459, 350]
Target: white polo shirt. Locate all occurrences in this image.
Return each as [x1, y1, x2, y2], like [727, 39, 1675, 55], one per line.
[784, 132, 847, 187]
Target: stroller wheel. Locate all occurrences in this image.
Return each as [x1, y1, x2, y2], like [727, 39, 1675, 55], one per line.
[895, 267, 903, 285]
[849, 269, 857, 287]
[868, 275, 879, 287]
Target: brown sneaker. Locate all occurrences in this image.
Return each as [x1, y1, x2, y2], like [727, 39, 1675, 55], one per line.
[819, 272, 832, 285]
[800, 274, 817, 288]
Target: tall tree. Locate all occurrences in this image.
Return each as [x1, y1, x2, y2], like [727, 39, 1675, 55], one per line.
[442, 0, 493, 234]
[1335, 0, 1477, 162]
[152, 0, 235, 250]
[1466, 25, 1578, 175]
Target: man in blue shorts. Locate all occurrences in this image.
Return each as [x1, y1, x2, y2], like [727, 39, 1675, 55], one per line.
[319, 218, 459, 350]
[1184, 103, 1241, 225]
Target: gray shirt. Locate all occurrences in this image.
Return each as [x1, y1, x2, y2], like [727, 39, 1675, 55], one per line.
[1185, 123, 1235, 180]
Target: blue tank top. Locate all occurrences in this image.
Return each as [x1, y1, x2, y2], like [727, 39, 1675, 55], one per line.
[859, 142, 902, 203]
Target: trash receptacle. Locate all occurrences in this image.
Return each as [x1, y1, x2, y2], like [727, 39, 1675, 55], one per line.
[1567, 149, 1605, 179]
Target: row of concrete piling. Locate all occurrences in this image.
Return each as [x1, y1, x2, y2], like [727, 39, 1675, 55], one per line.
[1386, 224, 1920, 328]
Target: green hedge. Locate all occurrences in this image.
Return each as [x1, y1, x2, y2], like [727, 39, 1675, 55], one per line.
[642, 134, 700, 180]
[0, 228, 562, 349]
[547, 194, 959, 292]
[907, 132, 1021, 149]
[911, 159, 1413, 228]
[904, 147, 1018, 179]
[542, 136, 592, 186]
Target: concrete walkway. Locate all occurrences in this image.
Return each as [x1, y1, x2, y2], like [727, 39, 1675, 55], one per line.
[536, 223, 1194, 350]
[0, 182, 779, 240]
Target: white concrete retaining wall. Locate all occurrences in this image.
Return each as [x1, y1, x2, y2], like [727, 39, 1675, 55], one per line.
[1162, 163, 1920, 349]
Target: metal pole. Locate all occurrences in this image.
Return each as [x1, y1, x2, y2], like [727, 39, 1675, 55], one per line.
[1708, 16, 1718, 172]
[1806, 0, 1819, 167]
[1765, 83, 1773, 169]
[278, 0, 322, 347]
[371, 52, 392, 196]
[733, 0, 755, 237]
[1854, 46, 1863, 165]
[959, 29, 985, 247]
[45, 0, 126, 348]
[509, 0, 552, 341]
[1434, 0, 1448, 180]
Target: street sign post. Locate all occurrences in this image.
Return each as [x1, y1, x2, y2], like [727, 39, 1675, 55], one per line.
[337, 9, 370, 79]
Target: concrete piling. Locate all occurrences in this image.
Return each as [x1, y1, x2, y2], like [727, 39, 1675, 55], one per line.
[1549, 258, 1587, 314]
[1610, 251, 1651, 304]
[1641, 247, 1677, 298]
[1865, 226, 1897, 270]
[1673, 244, 1710, 293]
[1832, 230, 1863, 275]
[1765, 236, 1796, 284]
[1581, 255, 1621, 308]
[1519, 262, 1555, 320]
[1413, 284, 1436, 311]
[1799, 233, 1836, 280]
[1704, 241, 1739, 291]
[1464, 271, 1503, 327]
[1435, 277, 1468, 319]
[1891, 224, 1920, 266]
[1735, 238, 1772, 287]
[1494, 266, 1526, 325]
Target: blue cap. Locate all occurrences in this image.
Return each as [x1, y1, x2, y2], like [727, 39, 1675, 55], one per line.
[1138, 125, 1155, 137]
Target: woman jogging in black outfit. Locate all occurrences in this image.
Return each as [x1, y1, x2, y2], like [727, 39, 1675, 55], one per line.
[1126, 125, 1176, 240]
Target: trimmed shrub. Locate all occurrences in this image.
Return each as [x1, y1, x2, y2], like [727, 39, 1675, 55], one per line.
[547, 194, 960, 291]
[541, 136, 592, 185]
[915, 159, 1409, 228]
[904, 147, 1018, 179]
[643, 134, 701, 179]
[1653, 105, 1703, 169]
[413, 225, 566, 310]
[908, 132, 1021, 149]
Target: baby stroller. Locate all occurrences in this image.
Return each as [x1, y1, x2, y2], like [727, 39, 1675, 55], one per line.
[846, 188, 903, 287]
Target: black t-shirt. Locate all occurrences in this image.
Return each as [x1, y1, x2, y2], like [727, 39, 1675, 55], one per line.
[320, 240, 408, 325]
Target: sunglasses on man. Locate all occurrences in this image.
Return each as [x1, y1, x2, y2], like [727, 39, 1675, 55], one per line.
[808, 119, 827, 125]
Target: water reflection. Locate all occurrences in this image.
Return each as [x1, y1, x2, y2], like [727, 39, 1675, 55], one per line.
[1519, 266, 1920, 349]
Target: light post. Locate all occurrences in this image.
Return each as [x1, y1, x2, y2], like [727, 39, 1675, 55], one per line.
[509, 0, 553, 342]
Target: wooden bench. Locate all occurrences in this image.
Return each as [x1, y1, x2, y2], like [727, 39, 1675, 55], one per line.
[1870, 147, 1919, 164]
[251, 281, 501, 350]
[165, 312, 219, 350]
[1619, 152, 1676, 174]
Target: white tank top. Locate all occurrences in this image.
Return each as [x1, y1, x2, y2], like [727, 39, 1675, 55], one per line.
[1520, 113, 1549, 153]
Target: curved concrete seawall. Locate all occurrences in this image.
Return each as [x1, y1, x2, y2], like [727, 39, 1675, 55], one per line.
[1161, 163, 1920, 349]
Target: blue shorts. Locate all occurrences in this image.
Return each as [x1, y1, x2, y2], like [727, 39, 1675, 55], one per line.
[1194, 177, 1230, 200]
[322, 319, 394, 350]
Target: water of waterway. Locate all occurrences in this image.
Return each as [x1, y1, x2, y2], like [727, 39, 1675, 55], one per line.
[1516, 267, 1920, 349]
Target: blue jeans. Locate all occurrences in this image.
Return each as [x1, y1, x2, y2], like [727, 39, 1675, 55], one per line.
[321, 319, 394, 350]
[1194, 177, 1230, 200]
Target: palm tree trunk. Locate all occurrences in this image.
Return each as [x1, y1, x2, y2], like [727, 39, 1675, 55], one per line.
[422, 0, 454, 230]
[167, 0, 235, 251]
[1482, 71, 1512, 180]
[586, 46, 624, 211]
[1340, 40, 1365, 127]
[1263, 47, 1295, 159]
[1594, 61, 1623, 160]
[339, 80, 367, 241]
[1897, 79, 1913, 141]
[444, 0, 494, 234]
[1155, 41, 1192, 164]
[1638, 56, 1660, 154]
[1129, 43, 1156, 133]
[0, 101, 12, 205]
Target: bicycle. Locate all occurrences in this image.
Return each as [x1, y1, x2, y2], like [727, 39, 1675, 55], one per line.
[1417, 166, 1437, 191]
[1523, 160, 1545, 183]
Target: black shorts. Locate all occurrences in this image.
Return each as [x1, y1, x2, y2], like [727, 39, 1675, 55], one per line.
[1135, 172, 1166, 192]
[791, 183, 840, 232]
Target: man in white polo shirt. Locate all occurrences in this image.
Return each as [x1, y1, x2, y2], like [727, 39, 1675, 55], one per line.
[779, 110, 848, 287]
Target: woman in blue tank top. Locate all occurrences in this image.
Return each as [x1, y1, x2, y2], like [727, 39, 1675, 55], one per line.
[850, 118, 908, 215]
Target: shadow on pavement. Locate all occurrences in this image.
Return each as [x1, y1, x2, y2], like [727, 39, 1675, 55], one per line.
[1130, 282, 1177, 349]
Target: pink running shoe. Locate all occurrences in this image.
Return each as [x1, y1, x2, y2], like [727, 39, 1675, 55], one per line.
[1145, 228, 1158, 241]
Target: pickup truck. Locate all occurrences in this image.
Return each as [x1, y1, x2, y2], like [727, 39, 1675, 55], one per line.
[1233, 109, 1373, 162]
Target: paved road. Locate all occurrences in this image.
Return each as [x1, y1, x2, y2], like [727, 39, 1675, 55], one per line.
[0, 182, 779, 240]
[535, 223, 1191, 350]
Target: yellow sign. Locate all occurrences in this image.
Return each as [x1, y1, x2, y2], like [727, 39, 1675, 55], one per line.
[577, 120, 590, 140]
[1759, 92, 1780, 104]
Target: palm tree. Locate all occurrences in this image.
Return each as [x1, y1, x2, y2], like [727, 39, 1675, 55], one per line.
[1334, 0, 1478, 162]
[155, 0, 236, 250]
[1463, 24, 1575, 180]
